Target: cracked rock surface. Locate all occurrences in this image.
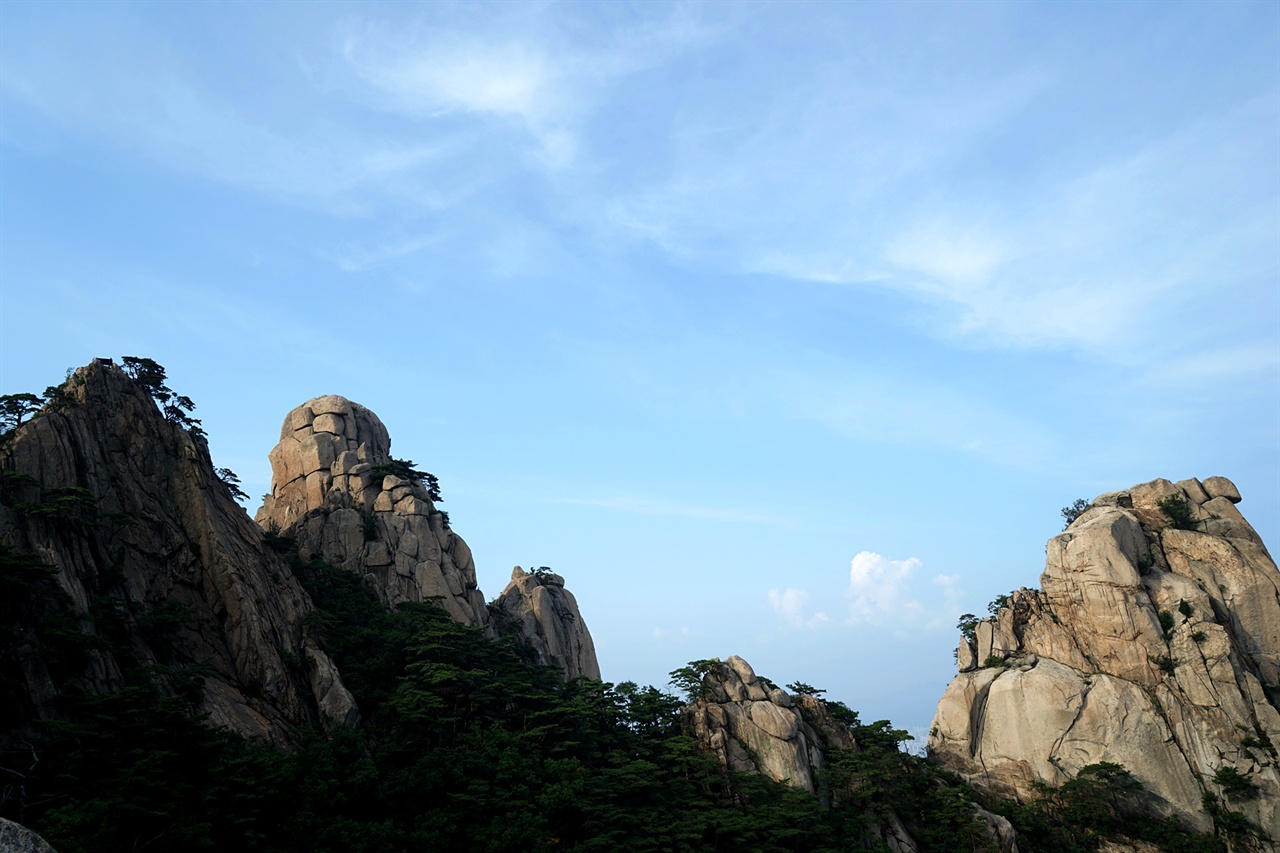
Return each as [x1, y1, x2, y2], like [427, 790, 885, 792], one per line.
[490, 566, 600, 680]
[0, 361, 358, 742]
[255, 395, 488, 627]
[929, 477, 1280, 837]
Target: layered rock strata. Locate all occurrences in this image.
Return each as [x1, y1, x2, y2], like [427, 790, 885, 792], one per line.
[255, 396, 487, 627]
[490, 566, 600, 680]
[930, 477, 1280, 839]
[0, 360, 357, 742]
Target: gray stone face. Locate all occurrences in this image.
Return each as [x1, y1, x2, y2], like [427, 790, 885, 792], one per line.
[930, 476, 1280, 838]
[255, 396, 488, 627]
[0, 818, 58, 853]
[682, 657, 1018, 851]
[683, 656, 848, 794]
[0, 361, 358, 742]
[490, 566, 601, 680]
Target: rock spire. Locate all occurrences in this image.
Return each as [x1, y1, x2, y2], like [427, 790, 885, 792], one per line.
[255, 396, 488, 627]
[930, 476, 1280, 839]
[491, 566, 601, 680]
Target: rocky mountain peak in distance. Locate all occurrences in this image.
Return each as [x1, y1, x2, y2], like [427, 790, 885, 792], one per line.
[254, 394, 600, 679]
[930, 476, 1280, 841]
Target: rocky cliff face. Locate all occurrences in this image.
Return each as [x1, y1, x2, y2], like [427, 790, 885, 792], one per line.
[685, 656, 1019, 853]
[254, 396, 488, 627]
[683, 656, 854, 795]
[490, 566, 600, 680]
[930, 477, 1280, 839]
[0, 360, 357, 743]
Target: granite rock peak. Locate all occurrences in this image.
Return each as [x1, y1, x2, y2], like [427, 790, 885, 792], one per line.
[255, 395, 488, 627]
[490, 566, 600, 680]
[930, 476, 1280, 840]
[0, 360, 358, 742]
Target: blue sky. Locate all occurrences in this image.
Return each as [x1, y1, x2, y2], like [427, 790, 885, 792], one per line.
[2, 0, 1277, 740]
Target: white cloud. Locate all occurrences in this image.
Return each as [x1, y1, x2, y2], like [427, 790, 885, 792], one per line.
[338, 8, 718, 170]
[846, 552, 962, 628]
[342, 30, 575, 163]
[766, 553, 965, 632]
[847, 551, 924, 624]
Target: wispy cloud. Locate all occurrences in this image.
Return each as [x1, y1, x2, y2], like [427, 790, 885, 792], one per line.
[769, 93, 1279, 368]
[552, 496, 796, 528]
[341, 26, 578, 167]
[338, 6, 719, 170]
[769, 363, 1061, 470]
[767, 588, 831, 630]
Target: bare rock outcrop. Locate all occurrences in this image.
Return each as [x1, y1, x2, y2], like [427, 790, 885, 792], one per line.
[683, 656, 856, 795]
[930, 477, 1280, 840]
[686, 656, 1017, 852]
[490, 566, 600, 680]
[0, 818, 58, 853]
[0, 360, 357, 743]
[254, 396, 487, 627]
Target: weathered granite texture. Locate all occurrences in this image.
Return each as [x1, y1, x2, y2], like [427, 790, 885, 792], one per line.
[490, 566, 600, 680]
[255, 396, 488, 627]
[0, 360, 357, 743]
[931, 477, 1280, 840]
[686, 656, 1018, 852]
[683, 656, 853, 794]
[0, 818, 58, 853]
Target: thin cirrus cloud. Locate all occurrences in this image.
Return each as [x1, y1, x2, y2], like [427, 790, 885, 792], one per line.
[0, 13, 459, 211]
[552, 496, 797, 528]
[760, 93, 1278, 363]
[335, 7, 718, 170]
[769, 552, 964, 632]
[767, 363, 1062, 471]
[340, 28, 578, 167]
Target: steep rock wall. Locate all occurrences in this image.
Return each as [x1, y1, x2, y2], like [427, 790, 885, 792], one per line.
[930, 477, 1280, 839]
[0, 360, 357, 743]
[490, 566, 600, 680]
[254, 396, 488, 627]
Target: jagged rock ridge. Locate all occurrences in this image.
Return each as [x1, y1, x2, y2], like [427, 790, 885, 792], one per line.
[930, 476, 1280, 841]
[490, 566, 601, 680]
[0, 360, 357, 742]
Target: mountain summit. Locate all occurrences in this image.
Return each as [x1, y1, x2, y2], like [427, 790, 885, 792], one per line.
[930, 476, 1280, 839]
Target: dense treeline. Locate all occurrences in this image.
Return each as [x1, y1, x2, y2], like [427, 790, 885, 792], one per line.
[0, 541, 1252, 852]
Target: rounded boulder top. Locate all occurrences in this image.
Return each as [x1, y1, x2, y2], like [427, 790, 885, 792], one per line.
[278, 395, 391, 461]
